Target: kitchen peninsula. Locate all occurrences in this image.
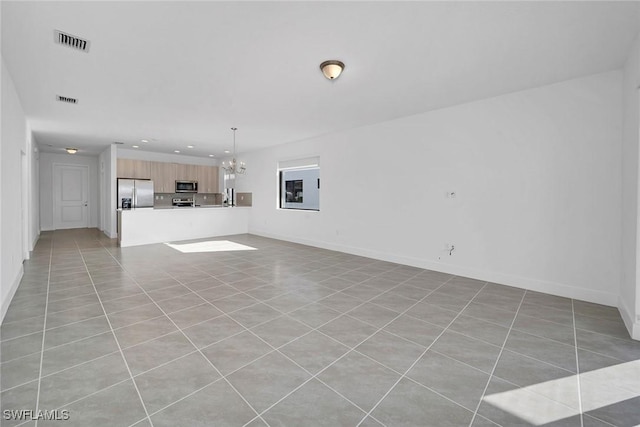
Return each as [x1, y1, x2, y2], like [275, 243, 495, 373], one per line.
[117, 206, 250, 247]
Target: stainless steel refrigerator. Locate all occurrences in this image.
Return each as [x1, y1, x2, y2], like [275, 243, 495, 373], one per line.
[117, 179, 154, 209]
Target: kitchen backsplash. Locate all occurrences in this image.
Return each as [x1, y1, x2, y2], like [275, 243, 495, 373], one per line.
[236, 193, 252, 207]
[154, 193, 223, 207]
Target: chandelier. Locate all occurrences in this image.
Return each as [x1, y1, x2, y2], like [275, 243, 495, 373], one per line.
[221, 127, 246, 175]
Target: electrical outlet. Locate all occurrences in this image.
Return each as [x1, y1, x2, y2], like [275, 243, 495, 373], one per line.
[155, 195, 159, 200]
[203, 195, 207, 200]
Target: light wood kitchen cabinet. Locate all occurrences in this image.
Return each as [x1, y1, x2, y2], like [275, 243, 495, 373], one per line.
[175, 163, 198, 181]
[117, 159, 150, 179]
[119, 159, 218, 194]
[196, 165, 219, 193]
[150, 161, 176, 193]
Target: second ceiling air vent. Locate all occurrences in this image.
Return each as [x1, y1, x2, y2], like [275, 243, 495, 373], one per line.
[56, 95, 78, 104]
[54, 30, 90, 52]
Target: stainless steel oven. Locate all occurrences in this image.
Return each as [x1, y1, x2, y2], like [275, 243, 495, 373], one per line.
[175, 181, 198, 193]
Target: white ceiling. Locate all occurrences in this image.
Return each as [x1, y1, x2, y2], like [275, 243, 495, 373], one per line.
[2, 1, 639, 157]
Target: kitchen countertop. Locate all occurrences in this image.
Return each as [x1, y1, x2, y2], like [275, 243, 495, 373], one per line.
[117, 205, 250, 211]
[153, 205, 226, 209]
[117, 204, 250, 247]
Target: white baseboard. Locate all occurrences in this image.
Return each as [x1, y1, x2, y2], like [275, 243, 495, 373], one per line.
[618, 297, 640, 340]
[102, 229, 116, 239]
[249, 229, 619, 308]
[1, 265, 24, 325]
[41, 226, 54, 231]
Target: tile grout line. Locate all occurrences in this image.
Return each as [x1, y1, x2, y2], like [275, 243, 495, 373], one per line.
[0, 300, 585, 390]
[97, 241, 271, 427]
[401, 376, 506, 426]
[230, 274, 438, 427]
[162, 272, 370, 426]
[3, 292, 629, 380]
[4, 271, 354, 395]
[355, 281, 489, 427]
[467, 290, 527, 427]
[229, 273, 458, 426]
[7, 275, 619, 344]
[18, 345, 226, 420]
[165, 264, 435, 426]
[14, 233, 630, 427]
[75, 240, 155, 427]
[33, 233, 54, 427]
[126, 377, 227, 425]
[572, 299, 585, 427]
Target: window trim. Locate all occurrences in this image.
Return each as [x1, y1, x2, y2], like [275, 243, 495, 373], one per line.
[277, 157, 320, 212]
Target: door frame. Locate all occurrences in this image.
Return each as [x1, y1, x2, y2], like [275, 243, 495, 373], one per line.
[21, 150, 29, 260]
[52, 163, 90, 229]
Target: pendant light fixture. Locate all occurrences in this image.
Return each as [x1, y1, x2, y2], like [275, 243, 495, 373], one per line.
[221, 127, 246, 175]
[320, 60, 345, 80]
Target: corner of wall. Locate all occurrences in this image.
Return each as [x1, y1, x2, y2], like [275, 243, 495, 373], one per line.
[619, 295, 640, 340]
[620, 30, 640, 341]
[31, 230, 39, 252]
[0, 264, 23, 324]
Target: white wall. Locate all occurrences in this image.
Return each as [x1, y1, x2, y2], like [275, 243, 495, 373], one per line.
[621, 33, 640, 340]
[240, 71, 623, 307]
[39, 152, 99, 231]
[107, 145, 117, 238]
[1, 57, 39, 323]
[99, 145, 117, 237]
[118, 148, 219, 166]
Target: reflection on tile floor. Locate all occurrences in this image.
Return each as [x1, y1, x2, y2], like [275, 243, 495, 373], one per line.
[1, 229, 640, 426]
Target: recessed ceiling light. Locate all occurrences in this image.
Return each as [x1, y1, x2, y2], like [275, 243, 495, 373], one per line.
[132, 145, 139, 148]
[141, 139, 149, 143]
[174, 150, 180, 153]
[187, 145, 194, 149]
[209, 154, 215, 157]
[224, 150, 230, 154]
[65, 148, 78, 154]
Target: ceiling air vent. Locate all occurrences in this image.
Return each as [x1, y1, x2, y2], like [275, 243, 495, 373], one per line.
[56, 95, 78, 104]
[54, 30, 90, 52]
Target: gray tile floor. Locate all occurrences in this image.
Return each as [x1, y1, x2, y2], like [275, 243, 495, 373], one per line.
[1, 228, 640, 427]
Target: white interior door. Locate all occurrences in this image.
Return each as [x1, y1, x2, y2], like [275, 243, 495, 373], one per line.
[53, 164, 89, 229]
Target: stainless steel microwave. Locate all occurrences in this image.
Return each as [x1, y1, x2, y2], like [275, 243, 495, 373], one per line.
[175, 181, 198, 193]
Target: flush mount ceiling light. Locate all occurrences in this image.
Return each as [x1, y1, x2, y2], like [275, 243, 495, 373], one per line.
[320, 60, 345, 80]
[132, 145, 139, 149]
[65, 148, 78, 154]
[221, 127, 246, 175]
